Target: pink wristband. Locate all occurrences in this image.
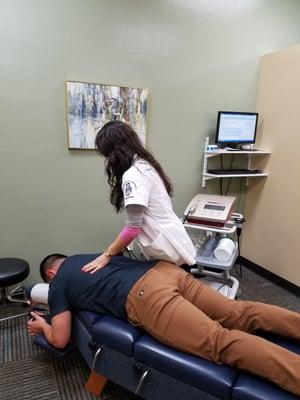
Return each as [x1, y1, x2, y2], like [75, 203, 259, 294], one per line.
[119, 226, 141, 246]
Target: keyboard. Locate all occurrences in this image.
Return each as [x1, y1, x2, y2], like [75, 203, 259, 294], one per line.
[208, 169, 261, 175]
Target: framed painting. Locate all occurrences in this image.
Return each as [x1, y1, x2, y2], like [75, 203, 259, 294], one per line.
[66, 81, 148, 149]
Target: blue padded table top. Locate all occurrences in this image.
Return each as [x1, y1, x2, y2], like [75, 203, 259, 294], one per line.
[75, 311, 300, 400]
[76, 310, 104, 329]
[33, 334, 74, 358]
[232, 334, 300, 400]
[89, 314, 143, 356]
[134, 335, 236, 400]
[78, 311, 236, 399]
[232, 375, 300, 400]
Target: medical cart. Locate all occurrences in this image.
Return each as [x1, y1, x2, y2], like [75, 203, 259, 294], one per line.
[184, 213, 244, 299]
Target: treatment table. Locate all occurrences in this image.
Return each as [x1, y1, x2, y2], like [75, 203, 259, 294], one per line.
[34, 309, 300, 400]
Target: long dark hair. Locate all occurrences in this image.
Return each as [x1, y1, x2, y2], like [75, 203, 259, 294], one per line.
[95, 121, 173, 212]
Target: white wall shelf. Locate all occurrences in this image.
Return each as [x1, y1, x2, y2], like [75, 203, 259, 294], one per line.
[202, 137, 271, 187]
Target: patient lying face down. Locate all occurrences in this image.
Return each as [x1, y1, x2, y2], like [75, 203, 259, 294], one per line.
[27, 253, 300, 396]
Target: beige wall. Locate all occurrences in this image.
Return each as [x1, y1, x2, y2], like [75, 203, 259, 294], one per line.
[1, 0, 300, 283]
[241, 45, 300, 286]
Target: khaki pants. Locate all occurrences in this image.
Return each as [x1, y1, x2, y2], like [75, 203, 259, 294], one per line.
[125, 262, 300, 396]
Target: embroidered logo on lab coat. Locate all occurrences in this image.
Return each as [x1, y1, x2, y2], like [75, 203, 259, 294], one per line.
[123, 180, 137, 199]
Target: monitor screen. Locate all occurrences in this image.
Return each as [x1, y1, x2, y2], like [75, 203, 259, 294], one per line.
[215, 111, 258, 146]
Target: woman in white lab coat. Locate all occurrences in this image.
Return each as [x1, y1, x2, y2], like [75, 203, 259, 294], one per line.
[82, 121, 195, 273]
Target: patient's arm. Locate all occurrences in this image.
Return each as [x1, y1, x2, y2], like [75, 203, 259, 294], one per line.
[27, 310, 72, 349]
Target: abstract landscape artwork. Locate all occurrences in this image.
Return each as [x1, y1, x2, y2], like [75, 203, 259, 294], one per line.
[66, 81, 148, 149]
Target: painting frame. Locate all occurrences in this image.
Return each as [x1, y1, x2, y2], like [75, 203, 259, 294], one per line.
[66, 80, 148, 150]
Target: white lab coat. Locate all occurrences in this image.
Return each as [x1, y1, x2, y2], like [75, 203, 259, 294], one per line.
[122, 158, 196, 266]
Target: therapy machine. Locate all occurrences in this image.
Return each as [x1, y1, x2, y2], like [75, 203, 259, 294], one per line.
[183, 194, 236, 227]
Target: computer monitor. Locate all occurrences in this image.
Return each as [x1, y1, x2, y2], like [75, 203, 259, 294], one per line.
[215, 111, 258, 148]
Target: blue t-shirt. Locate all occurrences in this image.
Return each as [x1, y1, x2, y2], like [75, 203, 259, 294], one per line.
[48, 254, 157, 320]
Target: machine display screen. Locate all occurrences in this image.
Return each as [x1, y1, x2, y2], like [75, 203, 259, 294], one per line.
[204, 204, 225, 211]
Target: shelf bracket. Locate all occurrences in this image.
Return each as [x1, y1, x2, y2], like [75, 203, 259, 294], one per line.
[202, 137, 210, 187]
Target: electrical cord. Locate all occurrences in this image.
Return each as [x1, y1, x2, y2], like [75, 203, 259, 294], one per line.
[125, 248, 138, 260]
[234, 217, 245, 277]
[224, 178, 232, 195]
[182, 206, 195, 225]
[217, 283, 228, 294]
[219, 154, 235, 195]
[236, 235, 242, 277]
[236, 177, 243, 212]
[224, 155, 235, 195]
[220, 154, 224, 169]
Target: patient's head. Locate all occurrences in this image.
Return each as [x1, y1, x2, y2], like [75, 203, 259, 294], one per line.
[40, 254, 67, 282]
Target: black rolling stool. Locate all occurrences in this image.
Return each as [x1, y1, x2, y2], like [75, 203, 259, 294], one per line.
[0, 258, 30, 322]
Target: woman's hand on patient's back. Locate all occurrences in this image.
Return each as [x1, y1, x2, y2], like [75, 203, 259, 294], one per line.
[81, 253, 111, 274]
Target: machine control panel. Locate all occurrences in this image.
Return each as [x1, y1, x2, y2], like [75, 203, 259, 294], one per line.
[184, 194, 236, 226]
